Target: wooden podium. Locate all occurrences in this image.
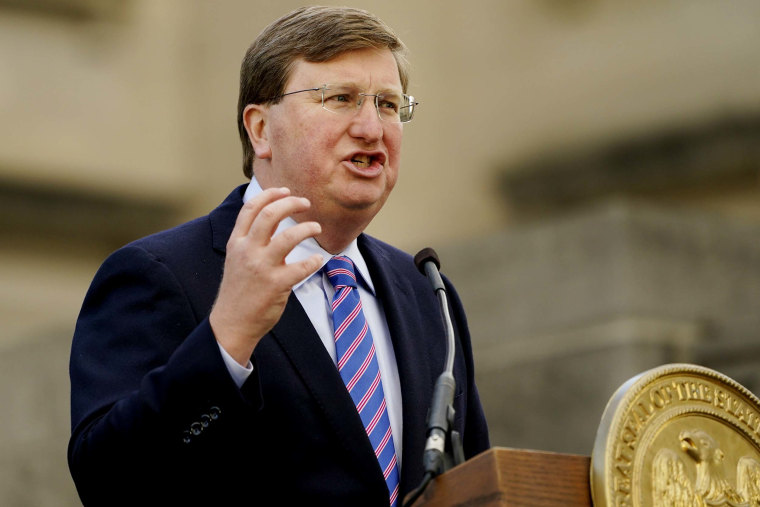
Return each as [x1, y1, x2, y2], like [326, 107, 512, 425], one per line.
[406, 447, 592, 506]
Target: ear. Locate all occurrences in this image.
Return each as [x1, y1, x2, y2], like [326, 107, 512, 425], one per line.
[243, 103, 272, 159]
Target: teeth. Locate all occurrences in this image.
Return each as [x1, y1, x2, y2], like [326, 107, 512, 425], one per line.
[351, 155, 372, 168]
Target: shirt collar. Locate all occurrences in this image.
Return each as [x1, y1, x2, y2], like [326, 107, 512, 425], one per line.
[242, 177, 375, 294]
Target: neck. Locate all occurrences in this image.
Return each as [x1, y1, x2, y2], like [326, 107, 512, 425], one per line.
[313, 219, 366, 254]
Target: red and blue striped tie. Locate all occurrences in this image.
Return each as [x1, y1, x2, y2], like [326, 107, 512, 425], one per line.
[325, 256, 400, 506]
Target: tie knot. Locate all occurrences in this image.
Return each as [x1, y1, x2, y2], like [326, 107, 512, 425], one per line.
[325, 256, 358, 290]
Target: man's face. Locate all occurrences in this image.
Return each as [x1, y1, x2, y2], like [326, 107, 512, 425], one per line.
[253, 47, 404, 230]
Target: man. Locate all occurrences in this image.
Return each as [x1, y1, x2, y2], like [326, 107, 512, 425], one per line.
[69, 6, 489, 506]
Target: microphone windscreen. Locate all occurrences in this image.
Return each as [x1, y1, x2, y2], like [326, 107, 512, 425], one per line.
[414, 247, 441, 274]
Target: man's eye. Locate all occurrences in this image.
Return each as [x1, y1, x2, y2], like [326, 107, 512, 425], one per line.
[378, 94, 402, 111]
[379, 100, 399, 111]
[326, 94, 351, 103]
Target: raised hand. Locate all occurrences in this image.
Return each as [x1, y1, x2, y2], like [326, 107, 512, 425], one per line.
[209, 187, 323, 365]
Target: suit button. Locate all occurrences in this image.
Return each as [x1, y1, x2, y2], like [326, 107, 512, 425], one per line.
[190, 422, 202, 436]
[209, 406, 221, 420]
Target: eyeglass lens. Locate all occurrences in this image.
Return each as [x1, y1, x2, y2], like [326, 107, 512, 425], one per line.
[320, 85, 415, 123]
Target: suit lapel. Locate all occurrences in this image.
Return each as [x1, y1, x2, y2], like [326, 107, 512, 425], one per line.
[209, 185, 246, 253]
[359, 236, 445, 494]
[268, 293, 388, 488]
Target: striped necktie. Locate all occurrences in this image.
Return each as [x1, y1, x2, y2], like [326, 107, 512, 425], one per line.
[325, 256, 400, 506]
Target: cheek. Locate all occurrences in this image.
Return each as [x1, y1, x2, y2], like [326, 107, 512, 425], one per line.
[296, 123, 340, 163]
[386, 167, 399, 192]
[271, 111, 325, 154]
[385, 130, 403, 171]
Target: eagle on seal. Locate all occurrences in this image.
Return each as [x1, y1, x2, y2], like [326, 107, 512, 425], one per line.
[652, 429, 760, 506]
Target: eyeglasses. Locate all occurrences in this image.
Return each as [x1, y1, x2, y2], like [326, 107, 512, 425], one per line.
[267, 84, 418, 123]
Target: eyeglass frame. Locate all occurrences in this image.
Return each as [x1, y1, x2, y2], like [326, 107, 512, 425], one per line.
[263, 84, 419, 124]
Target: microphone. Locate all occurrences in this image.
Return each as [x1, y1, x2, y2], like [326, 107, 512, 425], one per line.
[413, 248, 444, 292]
[413, 248, 463, 476]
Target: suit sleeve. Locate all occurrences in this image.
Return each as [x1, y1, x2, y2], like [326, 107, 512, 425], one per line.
[68, 245, 258, 505]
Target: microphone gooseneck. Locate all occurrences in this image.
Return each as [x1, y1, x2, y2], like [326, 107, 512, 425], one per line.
[404, 248, 464, 507]
[413, 247, 453, 373]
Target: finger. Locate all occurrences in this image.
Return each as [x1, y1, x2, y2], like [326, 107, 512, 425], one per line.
[278, 253, 325, 288]
[267, 220, 322, 261]
[230, 187, 290, 240]
[247, 195, 313, 244]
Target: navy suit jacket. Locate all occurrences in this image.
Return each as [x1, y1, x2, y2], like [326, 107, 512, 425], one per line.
[69, 185, 489, 506]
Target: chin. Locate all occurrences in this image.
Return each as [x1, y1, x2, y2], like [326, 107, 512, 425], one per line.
[335, 192, 390, 217]
[340, 199, 380, 212]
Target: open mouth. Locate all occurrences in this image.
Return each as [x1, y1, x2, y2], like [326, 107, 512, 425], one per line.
[351, 154, 373, 168]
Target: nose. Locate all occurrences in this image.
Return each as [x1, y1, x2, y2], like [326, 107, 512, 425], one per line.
[348, 96, 383, 143]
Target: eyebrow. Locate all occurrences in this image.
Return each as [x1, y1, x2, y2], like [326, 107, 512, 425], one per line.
[329, 82, 403, 95]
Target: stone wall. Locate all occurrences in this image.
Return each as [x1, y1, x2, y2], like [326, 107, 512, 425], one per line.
[440, 199, 760, 454]
[0, 332, 79, 505]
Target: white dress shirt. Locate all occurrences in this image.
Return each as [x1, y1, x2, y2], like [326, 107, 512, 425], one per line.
[216, 177, 404, 465]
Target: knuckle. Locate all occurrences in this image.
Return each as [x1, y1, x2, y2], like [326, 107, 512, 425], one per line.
[278, 227, 298, 244]
[241, 198, 261, 214]
[258, 205, 276, 220]
[226, 235, 241, 251]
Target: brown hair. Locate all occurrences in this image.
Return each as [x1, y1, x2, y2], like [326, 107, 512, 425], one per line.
[237, 6, 410, 178]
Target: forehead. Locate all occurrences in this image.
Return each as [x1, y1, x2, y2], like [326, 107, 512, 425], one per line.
[287, 48, 402, 91]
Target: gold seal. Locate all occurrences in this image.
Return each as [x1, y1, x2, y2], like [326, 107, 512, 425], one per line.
[591, 363, 760, 506]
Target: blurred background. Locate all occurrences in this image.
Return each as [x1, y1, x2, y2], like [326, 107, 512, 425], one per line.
[1, 0, 759, 504]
